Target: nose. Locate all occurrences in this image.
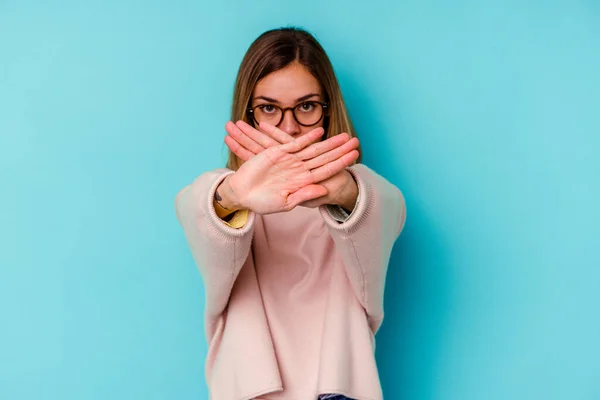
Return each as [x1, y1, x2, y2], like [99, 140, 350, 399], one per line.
[278, 109, 300, 136]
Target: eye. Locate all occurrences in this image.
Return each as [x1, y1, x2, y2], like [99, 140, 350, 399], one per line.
[297, 102, 316, 112]
[258, 104, 277, 114]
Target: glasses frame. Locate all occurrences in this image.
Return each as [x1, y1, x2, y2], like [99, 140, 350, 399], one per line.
[247, 100, 329, 127]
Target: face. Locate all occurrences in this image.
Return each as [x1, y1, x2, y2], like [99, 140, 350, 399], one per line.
[251, 62, 325, 138]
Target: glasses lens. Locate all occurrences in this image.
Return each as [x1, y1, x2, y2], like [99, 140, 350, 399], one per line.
[294, 102, 323, 126]
[253, 105, 282, 125]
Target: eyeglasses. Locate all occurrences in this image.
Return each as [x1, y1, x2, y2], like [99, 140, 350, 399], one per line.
[247, 101, 328, 127]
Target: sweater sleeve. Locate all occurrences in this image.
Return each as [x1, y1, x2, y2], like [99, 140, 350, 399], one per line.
[175, 168, 256, 319]
[318, 163, 407, 333]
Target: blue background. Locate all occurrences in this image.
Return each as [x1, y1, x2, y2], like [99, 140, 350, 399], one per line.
[1, 1, 599, 399]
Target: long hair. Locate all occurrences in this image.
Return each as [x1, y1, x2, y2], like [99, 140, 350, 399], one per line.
[226, 27, 361, 170]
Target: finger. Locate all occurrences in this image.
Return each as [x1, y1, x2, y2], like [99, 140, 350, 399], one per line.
[226, 121, 265, 154]
[294, 132, 351, 161]
[286, 184, 328, 210]
[258, 121, 294, 144]
[236, 120, 282, 148]
[279, 127, 325, 153]
[224, 135, 254, 161]
[309, 150, 360, 183]
[304, 137, 359, 170]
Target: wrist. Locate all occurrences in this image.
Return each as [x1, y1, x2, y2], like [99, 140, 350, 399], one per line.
[215, 174, 243, 212]
[337, 171, 359, 211]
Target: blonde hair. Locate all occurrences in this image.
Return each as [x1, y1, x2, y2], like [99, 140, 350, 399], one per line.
[226, 27, 362, 170]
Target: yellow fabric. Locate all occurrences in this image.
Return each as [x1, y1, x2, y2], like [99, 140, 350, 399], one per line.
[213, 199, 249, 228]
[224, 209, 249, 228]
[213, 199, 233, 219]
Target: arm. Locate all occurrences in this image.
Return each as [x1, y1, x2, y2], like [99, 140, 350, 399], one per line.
[175, 168, 255, 319]
[318, 163, 407, 333]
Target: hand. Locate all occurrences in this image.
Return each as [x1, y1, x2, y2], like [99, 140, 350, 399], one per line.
[224, 122, 359, 215]
[295, 170, 358, 210]
[225, 120, 360, 209]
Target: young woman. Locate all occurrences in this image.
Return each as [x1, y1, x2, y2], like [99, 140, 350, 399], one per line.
[175, 27, 406, 400]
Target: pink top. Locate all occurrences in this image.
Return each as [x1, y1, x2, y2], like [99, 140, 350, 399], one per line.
[175, 164, 406, 400]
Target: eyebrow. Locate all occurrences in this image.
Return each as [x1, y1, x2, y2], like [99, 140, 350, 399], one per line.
[253, 93, 321, 104]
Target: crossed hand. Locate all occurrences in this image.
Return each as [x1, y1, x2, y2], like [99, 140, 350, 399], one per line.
[221, 120, 360, 215]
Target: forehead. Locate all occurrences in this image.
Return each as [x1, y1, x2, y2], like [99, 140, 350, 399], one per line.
[253, 62, 322, 102]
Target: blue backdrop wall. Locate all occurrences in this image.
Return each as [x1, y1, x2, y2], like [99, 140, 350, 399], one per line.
[1, 1, 599, 399]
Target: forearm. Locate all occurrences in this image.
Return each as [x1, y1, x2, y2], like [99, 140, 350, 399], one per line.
[318, 164, 407, 332]
[175, 169, 256, 318]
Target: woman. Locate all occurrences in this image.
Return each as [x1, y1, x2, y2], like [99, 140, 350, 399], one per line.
[175, 27, 406, 400]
